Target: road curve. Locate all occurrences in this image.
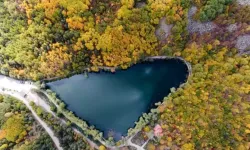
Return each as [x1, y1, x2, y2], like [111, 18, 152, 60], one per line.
[0, 75, 63, 150]
[0, 90, 63, 150]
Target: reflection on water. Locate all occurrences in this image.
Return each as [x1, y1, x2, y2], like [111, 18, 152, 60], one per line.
[144, 67, 153, 75]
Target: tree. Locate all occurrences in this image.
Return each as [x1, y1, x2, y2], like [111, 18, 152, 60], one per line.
[2, 115, 26, 142]
[157, 42, 250, 149]
[0, 144, 8, 150]
[59, 102, 66, 109]
[0, 95, 3, 103]
[50, 105, 57, 112]
[36, 107, 44, 116]
[199, 0, 233, 21]
[99, 145, 106, 150]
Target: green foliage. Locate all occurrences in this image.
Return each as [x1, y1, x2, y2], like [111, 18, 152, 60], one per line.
[50, 105, 57, 112]
[215, 4, 250, 25]
[59, 102, 66, 109]
[44, 89, 106, 142]
[0, 95, 3, 103]
[17, 133, 56, 150]
[35, 106, 44, 116]
[0, 144, 8, 150]
[198, 0, 233, 21]
[0, 102, 10, 126]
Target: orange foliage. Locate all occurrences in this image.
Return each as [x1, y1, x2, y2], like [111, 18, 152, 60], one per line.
[40, 43, 72, 77]
[66, 16, 85, 30]
[0, 130, 6, 140]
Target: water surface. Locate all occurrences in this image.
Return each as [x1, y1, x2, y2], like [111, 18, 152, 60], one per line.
[48, 59, 188, 139]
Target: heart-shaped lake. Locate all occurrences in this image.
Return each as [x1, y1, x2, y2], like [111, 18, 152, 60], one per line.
[47, 59, 188, 140]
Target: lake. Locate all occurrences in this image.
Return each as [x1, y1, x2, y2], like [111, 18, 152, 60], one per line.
[47, 59, 188, 140]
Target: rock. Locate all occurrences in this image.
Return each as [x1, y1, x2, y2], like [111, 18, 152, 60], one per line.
[188, 6, 217, 34]
[236, 34, 250, 53]
[237, 0, 250, 6]
[155, 17, 173, 41]
[4, 112, 13, 118]
[135, 2, 146, 8]
[227, 23, 238, 33]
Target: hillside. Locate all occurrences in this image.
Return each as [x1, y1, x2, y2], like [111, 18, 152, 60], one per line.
[0, 0, 249, 150]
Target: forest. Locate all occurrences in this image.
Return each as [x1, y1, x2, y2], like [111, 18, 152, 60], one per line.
[0, 0, 217, 80]
[29, 101, 91, 150]
[0, 95, 56, 150]
[0, 94, 91, 150]
[0, 0, 249, 150]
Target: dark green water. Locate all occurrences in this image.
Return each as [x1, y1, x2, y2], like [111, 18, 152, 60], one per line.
[47, 59, 188, 139]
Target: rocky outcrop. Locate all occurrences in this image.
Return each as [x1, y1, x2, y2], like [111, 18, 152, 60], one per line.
[155, 17, 173, 41]
[236, 34, 250, 54]
[188, 6, 217, 34]
[237, 0, 250, 6]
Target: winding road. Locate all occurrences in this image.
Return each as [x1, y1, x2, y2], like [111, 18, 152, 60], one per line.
[0, 76, 63, 150]
[0, 75, 101, 149]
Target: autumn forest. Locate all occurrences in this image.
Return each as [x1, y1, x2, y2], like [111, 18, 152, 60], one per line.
[0, 0, 250, 150]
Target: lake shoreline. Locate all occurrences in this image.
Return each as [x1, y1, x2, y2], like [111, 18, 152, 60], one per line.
[0, 57, 192, 148]
[42, 56, 192, 83]
[0, 56, 191, 83]
[45, 58, 190, 142]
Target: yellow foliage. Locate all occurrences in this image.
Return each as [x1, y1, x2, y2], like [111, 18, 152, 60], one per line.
[158, 42, 250, 149]
[246, 25, 250, 31]
[97, 25, 157, 68]
[117, 6, 131, 19]
[181, 42, 206, 64]
[147, 143, 156, 150]
[90, 66, 99, 72]
[0, 144, 8, 150]
[66, 16, 85, 30]
[181, 143, 195, 150]
[2, 115, 26, 142]
[207, 44, 213, 51]
[143, 126, 151, 132]
[148, 0, 173, 11]
[99, 145, 106, 150]
[39, 43, 71, 78]
[121, 0, 134, 8]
